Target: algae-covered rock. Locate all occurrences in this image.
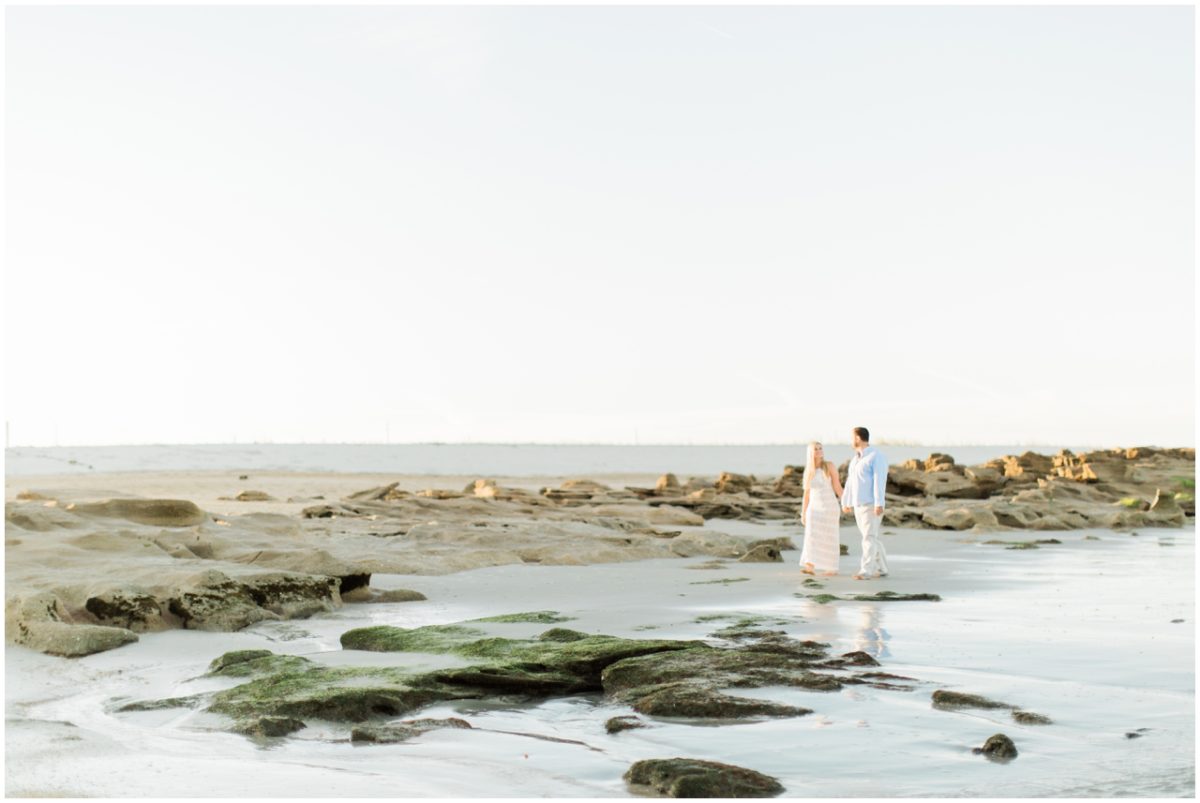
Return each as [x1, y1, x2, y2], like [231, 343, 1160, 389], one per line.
[538, 628, 589, 642]
[340, 624, 488, 653]
[207, 649, 312, 677]
[625, 757, 784, 798]
[1011, 710, 1052, 725]
[374, 589, 427, 603]
[232, 716, 306, 738]
[115, 695, 204, 713]
[932, 690, 1014, 710]
[631, 684, 811, 720]
[350, 717, 471, 743]
[606, 715, 646, 734]
[973, 733, 1018, 761]
[208, 666, 459, 722]
[853, 591, 941, 602]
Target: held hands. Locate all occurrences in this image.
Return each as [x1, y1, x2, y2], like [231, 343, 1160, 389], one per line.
[842, 507, 852, 514]
[874, 506, 883, 516]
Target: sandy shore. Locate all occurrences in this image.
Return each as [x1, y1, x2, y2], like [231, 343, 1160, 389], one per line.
[6, 520, 1194, 797]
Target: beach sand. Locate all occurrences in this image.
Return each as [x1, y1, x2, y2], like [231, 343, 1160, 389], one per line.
[4, 467, 1195, 796]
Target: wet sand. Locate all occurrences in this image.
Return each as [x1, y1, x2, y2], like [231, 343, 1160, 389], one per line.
[6, 519, 1194, 797]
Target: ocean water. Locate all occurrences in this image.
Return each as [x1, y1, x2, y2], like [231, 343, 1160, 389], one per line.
[3, 443, 1083, 477]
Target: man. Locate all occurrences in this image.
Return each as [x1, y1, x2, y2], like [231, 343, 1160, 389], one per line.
[841, 426, 889, 580]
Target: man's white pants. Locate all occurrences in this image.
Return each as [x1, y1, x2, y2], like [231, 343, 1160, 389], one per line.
[854, 505, 889, 576]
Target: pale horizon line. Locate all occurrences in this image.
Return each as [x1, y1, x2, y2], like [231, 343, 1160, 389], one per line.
[6, 440, 1181, 451]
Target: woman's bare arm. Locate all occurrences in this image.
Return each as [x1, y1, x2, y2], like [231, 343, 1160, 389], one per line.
[830, 465, 844, 498]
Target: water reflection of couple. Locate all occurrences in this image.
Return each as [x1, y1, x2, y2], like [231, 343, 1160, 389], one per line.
[799, 426, 890, 581]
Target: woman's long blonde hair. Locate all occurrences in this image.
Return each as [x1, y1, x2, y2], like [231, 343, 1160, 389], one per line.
[804, 441, 834, 490]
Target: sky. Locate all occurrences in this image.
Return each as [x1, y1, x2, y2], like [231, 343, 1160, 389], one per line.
[4, 5, 1195, 447]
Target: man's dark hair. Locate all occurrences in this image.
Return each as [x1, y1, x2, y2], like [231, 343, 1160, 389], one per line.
[854, 426, 870, 443]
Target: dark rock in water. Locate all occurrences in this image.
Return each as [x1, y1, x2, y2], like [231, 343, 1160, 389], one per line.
[624, 757, 784, 798]
[232, 716, 306, 738]
[1011, 710, 1052, 725]
[737, 545, 783, 563]
[351, 718, 472, 744]
[840, 544, 849, 556]
[373, 589, 427, 603]
[1124, 728, 1152, 739]
[1170, 618, 1185, 624]
[818, 651, 880, 669]
[972, 733, 1018, 761]
[932, 690, 1014, 710]
[238, 475, 249, 480]
[631, 684, 811, 720]
[606, 715, 647, 734]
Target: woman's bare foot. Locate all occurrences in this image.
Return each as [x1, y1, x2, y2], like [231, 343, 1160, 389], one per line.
[821, 571, 837, 577]
[801, 564, 816, 576]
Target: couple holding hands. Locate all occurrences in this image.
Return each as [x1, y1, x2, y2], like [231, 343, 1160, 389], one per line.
[798, 426, 889, 581]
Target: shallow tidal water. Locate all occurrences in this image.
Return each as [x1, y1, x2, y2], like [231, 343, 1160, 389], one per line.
[5, 521, 1194, 798]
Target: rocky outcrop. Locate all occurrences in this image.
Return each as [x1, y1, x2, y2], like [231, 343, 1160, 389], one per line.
[6, 593, 138, 657]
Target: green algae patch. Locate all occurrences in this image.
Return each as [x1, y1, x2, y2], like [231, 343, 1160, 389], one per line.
[208, 650, 312, 677]
[340, 624, 487, 653]
[538, 628, 590, 642]
[469, 611, 574, 624]
[688, 577, 750, 586]
[854, 591, 941, 602]
[208, 665, 449, 722]
[805, 593, 840, 605]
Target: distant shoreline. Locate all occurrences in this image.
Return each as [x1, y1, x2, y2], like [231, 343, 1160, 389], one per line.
[3, 442, 1115, 479]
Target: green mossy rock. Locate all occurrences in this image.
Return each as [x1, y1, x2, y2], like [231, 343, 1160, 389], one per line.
[631, 684, 811, 720]
[625, 757, 784, 798]
[340, 624, 487, 653]
[231, 716, 307, 738]
[538, 628, 589, 642]
[208, 650, 312, 677]
[208, 666, 455, 722]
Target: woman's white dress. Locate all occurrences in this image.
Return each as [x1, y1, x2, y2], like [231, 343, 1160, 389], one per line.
[800, 468, 841, 573]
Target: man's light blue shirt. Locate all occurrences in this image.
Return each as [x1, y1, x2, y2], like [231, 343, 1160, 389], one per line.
[841, 446, 888, 509]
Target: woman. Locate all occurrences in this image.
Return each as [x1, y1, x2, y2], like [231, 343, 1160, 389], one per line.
[799, 441, 844, 576]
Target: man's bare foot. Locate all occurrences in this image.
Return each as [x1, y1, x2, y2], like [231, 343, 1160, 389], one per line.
[801, 564, 816, 576]
[821, 571, 837, 577]
[852, 574, 866, 580]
